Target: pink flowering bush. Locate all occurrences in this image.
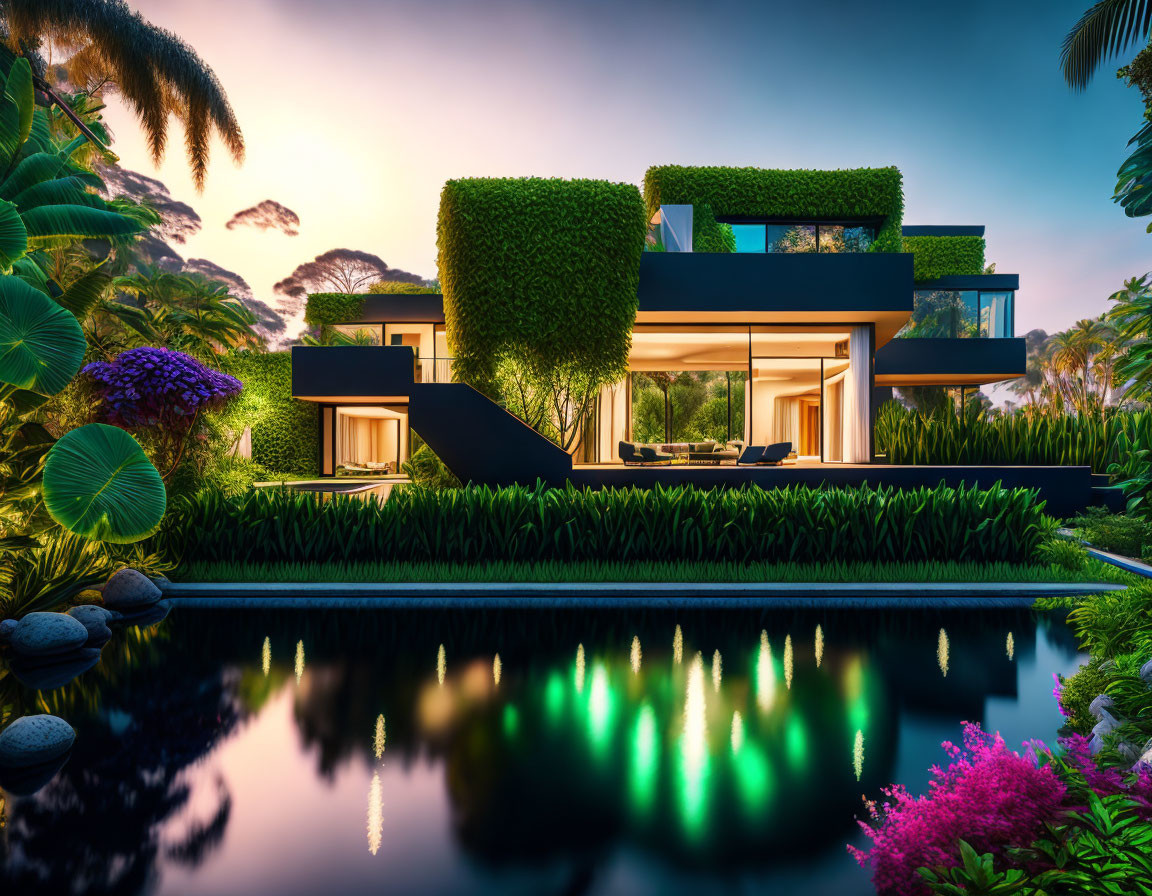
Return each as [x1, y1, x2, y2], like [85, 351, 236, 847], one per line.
[848, 722, 1067, 896]
[1055, 732, 1152, 817]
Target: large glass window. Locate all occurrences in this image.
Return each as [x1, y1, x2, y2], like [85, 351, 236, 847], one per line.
[630, 370, 746, 445]
[730, 222, 875, 254]
[901, 290, 1014, 338]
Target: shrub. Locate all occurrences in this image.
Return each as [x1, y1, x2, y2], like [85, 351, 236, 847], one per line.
[156, 481, 1049, 567]
[901, 235, 985, 281]
[876, 401, 1152, 473]
[367, 281, 438, 295]
[642, 165, 905, 252]
[218, 351, 318, 477]
[303, 293, 366, 329]
[1070, 508, 1152, 559]
[1035, 537, 1088, 572]
[849, 722, 1066, 896]
[1055, 664, 1111, 734]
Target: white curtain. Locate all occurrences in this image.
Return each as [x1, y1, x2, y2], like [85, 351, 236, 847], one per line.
[772, 396, 800, 447]
[338, 416, 389, 465]
[842, 325, 872, 463]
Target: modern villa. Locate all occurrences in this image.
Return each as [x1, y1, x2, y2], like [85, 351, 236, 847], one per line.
[289, 166, 1110, 516]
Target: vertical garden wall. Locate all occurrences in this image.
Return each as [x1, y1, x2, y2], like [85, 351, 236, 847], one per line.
[436, 177, 647, 448]
[220, 352, 318, 477]
[901, 235, 986, 281]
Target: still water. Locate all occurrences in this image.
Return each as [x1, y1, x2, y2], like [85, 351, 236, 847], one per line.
[0, 606, 1083, 895]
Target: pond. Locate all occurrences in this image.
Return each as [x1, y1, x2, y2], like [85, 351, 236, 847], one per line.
[0, 605, 1083, 895]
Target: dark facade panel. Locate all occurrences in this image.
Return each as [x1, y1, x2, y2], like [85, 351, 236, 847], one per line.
[637, 251, 914, 313]
[875, 338, 1026, 381]
[291, 346, 415, 398]
[348, 294, 445, 324]
[915, 274, 1019, 290]
[901, 225, 985, 237]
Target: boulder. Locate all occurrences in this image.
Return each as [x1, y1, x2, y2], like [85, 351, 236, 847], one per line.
[1141, 658, 1152, 688]
[10, 612, 88, 657]
[0, 752, 70, 796]
[67, 605, 113, 647]
[0, 617, 15, 643]
[101, 568, 162, 609]
[9, 648, 101, 690]
[0, 714, 75, 768]
[1089, 693, 1116, 720]
[1089, 709, 1122, 755]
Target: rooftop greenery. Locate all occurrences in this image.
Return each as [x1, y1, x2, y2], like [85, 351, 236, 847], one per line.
[642, 165, 905, 253]
[902, 234, 986, 281]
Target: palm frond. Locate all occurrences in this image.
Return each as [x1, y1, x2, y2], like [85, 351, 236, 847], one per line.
[1062, 0, 1152, 90]
[5, 0, 244, 188]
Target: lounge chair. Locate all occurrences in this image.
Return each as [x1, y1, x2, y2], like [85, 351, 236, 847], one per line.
[619, 441, 674, 465]
[736, 442, 793, 465]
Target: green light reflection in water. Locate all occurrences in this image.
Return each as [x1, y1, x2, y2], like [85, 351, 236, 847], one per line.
[587, 662, 616, 757]
[503, 704, 520, 737]
[544, 671, 565, 724]
[629, 702, 659, 814]
[732, 740, 774, 816]
[785, 713, 808, 770]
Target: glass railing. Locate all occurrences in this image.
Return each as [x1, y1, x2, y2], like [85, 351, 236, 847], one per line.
[897, 289, 1014, 339]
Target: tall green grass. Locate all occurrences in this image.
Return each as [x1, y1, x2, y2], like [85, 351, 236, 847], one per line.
[174, 557, 1130, 585]
[875, 402, 1152, 473]
[158, 481, 1049, 567]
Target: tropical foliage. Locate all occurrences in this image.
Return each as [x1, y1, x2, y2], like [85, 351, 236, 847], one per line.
[630, 370, 746, 444]
[901, 235, 986, 281]
[155, 482, 1050, 568]
[2, 0, 244, 188]
[876, 401, 1152, 472]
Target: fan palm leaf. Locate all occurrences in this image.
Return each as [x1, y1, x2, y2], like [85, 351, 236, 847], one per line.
[3, 0, 245, 189]
[1062, 0, 1152, 89]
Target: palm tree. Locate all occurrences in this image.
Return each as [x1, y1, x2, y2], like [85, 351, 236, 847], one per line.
[1062, 0, 1152, 89]
[1109, 273, 1152, 403]
[2, 0, 244, 188]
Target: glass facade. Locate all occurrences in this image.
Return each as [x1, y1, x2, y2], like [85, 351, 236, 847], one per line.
[899, 290, 1014, 339]
[728, 222, 874, 254]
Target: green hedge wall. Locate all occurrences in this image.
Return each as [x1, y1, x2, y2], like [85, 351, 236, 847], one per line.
[161, 481, 1048, 567]
[437, 177, 647, 392]
[219, 351, 318, 477]
[643, 165, 905, 253]
[367, 282, 439, 295]
[902, 235, 985, 281]
[304, 293, 365, 329]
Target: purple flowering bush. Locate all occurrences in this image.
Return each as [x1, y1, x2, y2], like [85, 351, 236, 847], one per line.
[849, 722, 1067, 895]
[83, 347, 242, 479]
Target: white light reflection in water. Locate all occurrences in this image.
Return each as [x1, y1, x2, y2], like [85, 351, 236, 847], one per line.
[294, 640, 304, 684]
[784, 634, 794, 690]
[673, 625, 684, 664]
[367, 771, 383, 855]
[938, 628, 949, 677]
[756, 633, 775, 712]
[853, 729, 865, 781]
[493, 653, 502, 687]
[815, 624, 824, 668]
[712, 649, 722, 692]
[575, 643, 586, 693]
[261, 637, 270, 676]
[374, 715, 386, 759]
[437, 644, 446, 686]
[731, 711, 744, 752]
[630, 636, 642, 674]
[1006, 632, 1015, 661]
[683, 652, 707, 765]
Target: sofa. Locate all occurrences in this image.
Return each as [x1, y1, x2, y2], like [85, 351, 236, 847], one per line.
[619, 441, 675, 465]
[687, 440, 743, 464]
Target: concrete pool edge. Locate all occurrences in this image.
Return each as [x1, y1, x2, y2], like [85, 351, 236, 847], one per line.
[160, 580, 1124, 609]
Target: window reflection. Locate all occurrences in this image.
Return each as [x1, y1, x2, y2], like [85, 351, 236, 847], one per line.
[729, 222, 875, 254]
[765, 224, 816, 253]
[900, 290, 1015, 339]
[731, 224, 766, 253]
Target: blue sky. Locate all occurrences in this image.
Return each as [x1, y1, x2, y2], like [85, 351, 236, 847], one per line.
[111, 0, 1151, 337]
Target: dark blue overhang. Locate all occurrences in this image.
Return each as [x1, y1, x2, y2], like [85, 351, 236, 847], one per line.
[291, 345, 416, 400]
[637, 251, 914, 314]
[345, 294, 445, 324]
[901, 225, 986, 238]
[875, 337, 1025, 386]
[914, 274, 1019, 291]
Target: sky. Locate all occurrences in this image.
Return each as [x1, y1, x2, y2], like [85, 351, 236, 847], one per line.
[99, 0, 1152, 340]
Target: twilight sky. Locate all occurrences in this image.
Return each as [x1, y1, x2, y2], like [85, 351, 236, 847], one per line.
[101, 0, 1151, 338]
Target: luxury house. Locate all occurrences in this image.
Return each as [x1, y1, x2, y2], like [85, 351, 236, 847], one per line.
[289, 166, 1112, 515]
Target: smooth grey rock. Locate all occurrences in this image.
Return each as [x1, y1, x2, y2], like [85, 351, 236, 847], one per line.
[101, 568, 161, 608]
[1118, 740, 1142, 765]
[1089, 709, 1122, 755]
[0, 714, 75, 768]
[10, 648, 101, 690]
[1141, 658, 1152, 687]
[0, 617, 15, 643]
[67, 606, 113, 647]
[1089, 694, 1116, 720]
[10, 612, 88, 657]
[0, 752, 70, 796]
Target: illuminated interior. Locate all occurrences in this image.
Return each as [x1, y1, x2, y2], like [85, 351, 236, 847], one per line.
[334, 405, 409, 476]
